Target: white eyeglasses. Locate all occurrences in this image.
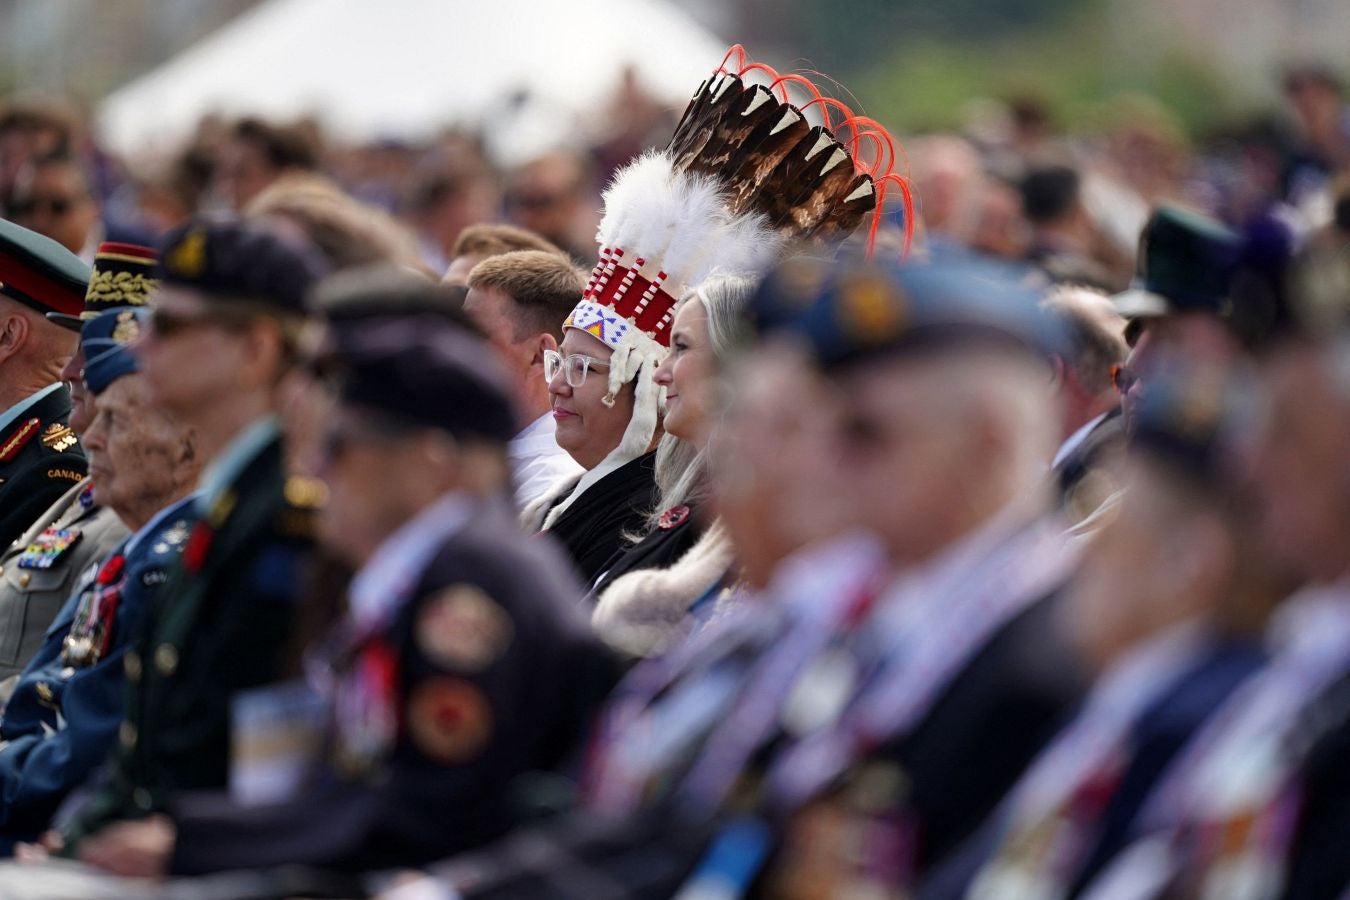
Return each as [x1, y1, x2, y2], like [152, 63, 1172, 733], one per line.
[543, 349, 611, 387]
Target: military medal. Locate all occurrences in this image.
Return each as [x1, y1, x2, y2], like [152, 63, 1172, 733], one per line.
[334, 638, 400, 776]
[415, 584, 514, 673]
[16, 527, 82, 570]
[40, 423, 78, 452]
[61, 551, 125, 668]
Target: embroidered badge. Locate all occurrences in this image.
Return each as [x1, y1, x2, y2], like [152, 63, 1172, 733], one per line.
[415, 585, 514, 673]
[16, 527, 83, 570]
[111, 308, 141, 344]
[78, 482, 96, 510]
[0, 418, 41, 461]
[406, 677, 492, 764]
[41, 423, 79, 452]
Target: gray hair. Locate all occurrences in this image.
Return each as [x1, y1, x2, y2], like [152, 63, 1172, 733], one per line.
[647, 275, 756, 527]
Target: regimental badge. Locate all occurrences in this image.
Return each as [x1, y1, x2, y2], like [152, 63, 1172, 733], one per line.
[41, 423, 78, 452]
[111, 309, 141, 344]
[165, 228, 207, 278]
[838, 271, 905, 344]
[406, 677, 493, 764]
[415, 584, 514, 673]
[16, 527, 82, 570]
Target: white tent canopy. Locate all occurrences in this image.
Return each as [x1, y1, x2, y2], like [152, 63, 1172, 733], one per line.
[97, 0, 727, 159]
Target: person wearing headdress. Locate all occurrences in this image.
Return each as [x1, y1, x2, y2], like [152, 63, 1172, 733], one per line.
[0, 304, 201, 850]
[0, 219, 90, 551]
[587, 275, 753, 657]
[960, 368, 1284, 900]
[0, 241, 157, 686]
[523, 42, 913, 587]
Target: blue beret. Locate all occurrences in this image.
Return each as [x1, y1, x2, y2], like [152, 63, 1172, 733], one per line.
[752, 255, 1067, 369]
[156, 215, 329, 314]
[81, 307, 149, 395]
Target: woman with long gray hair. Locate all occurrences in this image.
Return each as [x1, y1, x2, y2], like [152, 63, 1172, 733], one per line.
[589, 275, 754, 657]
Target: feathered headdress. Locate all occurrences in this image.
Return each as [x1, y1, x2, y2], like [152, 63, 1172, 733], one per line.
[547, 44, 914, 528]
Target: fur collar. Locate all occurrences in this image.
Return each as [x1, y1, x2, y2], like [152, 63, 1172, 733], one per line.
[592, 519, 736, 658]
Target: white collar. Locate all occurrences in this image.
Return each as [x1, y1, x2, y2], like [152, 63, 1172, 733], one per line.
[1052, 410, 1110, 470]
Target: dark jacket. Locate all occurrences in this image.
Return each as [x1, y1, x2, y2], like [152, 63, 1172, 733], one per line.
[59, 434, 317, 850]
[0, 386, 88, 551]
[167, 500, 616, 875]
[542, 453, 659, 585]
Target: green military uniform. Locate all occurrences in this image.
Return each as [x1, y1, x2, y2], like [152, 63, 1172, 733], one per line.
[60, 422, 322, 848]
[0, 388, 88, 553]
[0, 220, 92, 549]
[0, 480, 127, 688]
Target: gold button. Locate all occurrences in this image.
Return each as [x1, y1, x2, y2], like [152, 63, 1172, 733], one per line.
[35, 682, 54, 704]
[154, 644, 178, 676]
[119, 720, 137, 748]
[124, 651, 142, 682]
[133, 787, 152, 810]
[18, 573, 29, 588]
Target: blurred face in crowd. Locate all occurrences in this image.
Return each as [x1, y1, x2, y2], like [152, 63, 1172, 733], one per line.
[82, 374, 195, 527]
[547, 328, 635, 470]
[653, 298, 716, 446]
[834, 352, 998, 566]
[710, 343, 849, 588]
[1065, 457, 1230, 670]
[1249, 342, 1350, 582]
[1119, 313, 1240, 428]
[505, 154, 584, 245]
[13, 160, 98, 255]
[216, 136, 279, 211]
[318, 406, 439, 566]
[137, 286, 287, 423]
[60, 345, 93, 434]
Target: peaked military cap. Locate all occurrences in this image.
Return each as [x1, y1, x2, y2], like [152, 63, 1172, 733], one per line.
[156, 215, 329, 314]
[752, 254, 1068, 370]
[48, 241, 158, 331]
[0, 216, 90, 317]
[1114, 204, 1241, 321]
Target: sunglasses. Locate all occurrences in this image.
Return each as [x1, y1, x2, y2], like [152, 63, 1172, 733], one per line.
[1110, 363, 1139, 396]
[148, 305, 254, 339]
[11, 195, 82, 217]
[543, 349, 610, 388]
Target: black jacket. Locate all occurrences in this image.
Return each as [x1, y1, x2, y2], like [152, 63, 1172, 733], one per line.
[0, 385, 87, 551]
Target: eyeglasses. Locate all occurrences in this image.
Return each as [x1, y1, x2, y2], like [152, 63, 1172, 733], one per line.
[1110, 363, 1139, 396]
[543, 349, 610, 388]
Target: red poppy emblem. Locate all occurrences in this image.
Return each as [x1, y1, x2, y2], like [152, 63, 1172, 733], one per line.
[657, 505, 691, 530]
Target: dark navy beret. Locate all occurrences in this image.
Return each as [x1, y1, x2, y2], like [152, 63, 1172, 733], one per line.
[156, 215, 329, 314]
[334, 316, 519, 444]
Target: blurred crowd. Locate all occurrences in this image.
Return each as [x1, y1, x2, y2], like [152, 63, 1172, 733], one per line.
[0, 47, 1344, 900]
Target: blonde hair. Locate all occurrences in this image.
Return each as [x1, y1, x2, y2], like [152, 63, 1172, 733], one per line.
[647, 275, 756, 527]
